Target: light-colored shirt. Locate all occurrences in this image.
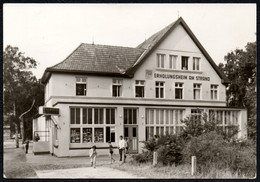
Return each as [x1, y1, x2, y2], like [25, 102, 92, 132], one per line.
[118, 139, 126, 149]
[89, 148, 97, 157]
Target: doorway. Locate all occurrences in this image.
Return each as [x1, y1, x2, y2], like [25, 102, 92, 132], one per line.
[124, 125, 138, 153]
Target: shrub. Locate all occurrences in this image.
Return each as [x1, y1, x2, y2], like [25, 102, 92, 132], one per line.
[132, 151, 153, 163]
[183, 131, 256, 177]
[183, 131, 228, 173]
[140, 134, 184, 165]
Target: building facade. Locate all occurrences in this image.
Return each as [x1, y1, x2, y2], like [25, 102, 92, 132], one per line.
[33, 17, 247, 157]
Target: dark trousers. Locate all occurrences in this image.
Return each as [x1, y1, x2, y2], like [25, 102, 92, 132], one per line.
[25, 145, 29, 153]
[119, 148, 125, 162]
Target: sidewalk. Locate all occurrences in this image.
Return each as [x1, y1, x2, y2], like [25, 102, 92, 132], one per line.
[35, 167, 140, 178]
[4, 140, 143, 179]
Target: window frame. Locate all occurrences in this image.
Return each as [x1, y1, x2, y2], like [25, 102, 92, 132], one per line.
[175, 82, 183, 99]
[181, 56, 189, 70]
[210, 84, 218, 100]
[157, 54, 166, 68]
[193, 57, 200, 71]
[135, 80, 145, 98]
[70, 107, 116, 144]
[112, 79, 122, 97]
[155, 81, 164, 98]
[169, 55, 178, 70]
[193, 83, 201, 100]
[76, 77, 87, 96]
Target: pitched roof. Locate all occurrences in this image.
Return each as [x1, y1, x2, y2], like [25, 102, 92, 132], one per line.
[41, 17, 229, 84]
[42, 44, 145, 83]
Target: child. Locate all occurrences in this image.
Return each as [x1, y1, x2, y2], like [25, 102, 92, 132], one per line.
[89, 145, 97, 168]
[108, 141, 115, 164]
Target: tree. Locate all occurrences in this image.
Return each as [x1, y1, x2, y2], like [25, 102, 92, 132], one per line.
[219, 41, 256, 140]
[3, 45, 44, 147]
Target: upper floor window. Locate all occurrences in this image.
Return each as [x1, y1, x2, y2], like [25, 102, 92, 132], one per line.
[181, 56, 189, 70]
[135, 80, 145, 98]
[211, 85, 218, 100]
[193, 57, 200, 71]
[175, 83, 183, 99]
[155, 81, 164, 98]
[169, 55, 177, 69]
[193, 83, 201, 100]
[76, 77, 87, 96]
[157, 54, 165, 68]
[112, 79, 122, 97]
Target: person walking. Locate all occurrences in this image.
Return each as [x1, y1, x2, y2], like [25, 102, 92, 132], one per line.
[89, 145, 97, 168]
[25, 138, 29, 154]
[118, 135, 126, 163]
[108, 141, 115, 164]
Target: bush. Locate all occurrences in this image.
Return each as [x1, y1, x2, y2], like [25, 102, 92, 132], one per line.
[182, 131, 256, 177]
[140, 134, 183, 165]
[132, 151, 153, 163]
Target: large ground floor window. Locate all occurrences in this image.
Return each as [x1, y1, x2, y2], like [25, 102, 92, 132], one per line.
[145, 108, 185, 140]
[70, 107, 116, 143]
[209, 110, 239, 137]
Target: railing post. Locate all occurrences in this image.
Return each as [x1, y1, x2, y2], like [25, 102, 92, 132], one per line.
[191, 156, 197, 175]
[153, 151, 158, 166]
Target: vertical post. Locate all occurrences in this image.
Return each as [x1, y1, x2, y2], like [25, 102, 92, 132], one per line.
[191, 156, 197, 175]
[153, 151, 158, 166]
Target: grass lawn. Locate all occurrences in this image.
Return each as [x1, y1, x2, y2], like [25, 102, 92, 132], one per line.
[109, 157, 253, 179]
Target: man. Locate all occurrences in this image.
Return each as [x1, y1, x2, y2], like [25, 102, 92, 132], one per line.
[118, 135, 127, 162]
[25, 138, 29, 154]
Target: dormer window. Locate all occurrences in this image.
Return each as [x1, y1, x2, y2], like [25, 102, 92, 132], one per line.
[181, 56, 189, 70]
[157, 54, 165, 68]
[76, 77, 87, 96]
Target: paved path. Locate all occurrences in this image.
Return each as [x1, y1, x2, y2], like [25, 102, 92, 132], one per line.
[35, 166, 140, 178]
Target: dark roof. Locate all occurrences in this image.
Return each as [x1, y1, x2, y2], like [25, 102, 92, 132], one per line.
[42, 44, 145, 83]
[41, 17, 229, 84]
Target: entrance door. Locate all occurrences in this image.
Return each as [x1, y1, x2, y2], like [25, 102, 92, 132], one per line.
[124, 125, 138, 153]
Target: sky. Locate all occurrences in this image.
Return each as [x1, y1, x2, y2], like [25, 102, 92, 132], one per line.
[3, 4, 256, 79]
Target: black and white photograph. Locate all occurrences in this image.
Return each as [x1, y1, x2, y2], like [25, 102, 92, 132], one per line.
[3, 3, 256, 179]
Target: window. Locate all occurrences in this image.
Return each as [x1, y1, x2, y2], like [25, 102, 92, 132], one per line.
[157, 54, 165, 68]
[94, 108, 103, 124]
[83, 128, 92, 143]
[71, 128, 80, 143]
[112, 79, 122, 97]
[124, 108, 137, 124]
[76, 77, 87, 96]
[169, 55, 177, 69]
[70, 107, 116, 144]
[94, 128, 104, 142]
[135, 80, 145, 98]
[211, 85, 218, 100]
[191, 109, 202, 121]
[181, 56, 189, 70]
[193, 57, 200, 71]
[145, 109, 184, 140]
[193, 84, 201, 100]
[175, 83, 183, 99]
[83, 108, 92, 124]
[71, 108, 80, 124]
[155, 81, 164, 98]
[106, 108, 115, 124]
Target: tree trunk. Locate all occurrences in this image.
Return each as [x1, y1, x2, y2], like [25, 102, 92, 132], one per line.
[14, 103, 19, 148]
[20, 119, 24, 143]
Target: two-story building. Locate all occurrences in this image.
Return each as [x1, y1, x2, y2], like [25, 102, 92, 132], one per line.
[33, 17, 247, 157]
